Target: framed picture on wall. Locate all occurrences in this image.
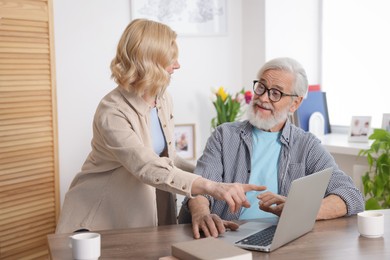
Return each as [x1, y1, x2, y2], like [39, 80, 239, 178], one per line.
[348, 116, 371, 143]
[381, 113, 390, 132]
[174, 124, 196, 160]
[131, 0, 227, 36]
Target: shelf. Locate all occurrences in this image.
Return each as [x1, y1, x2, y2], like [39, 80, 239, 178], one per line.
[320, 133, 372, 156]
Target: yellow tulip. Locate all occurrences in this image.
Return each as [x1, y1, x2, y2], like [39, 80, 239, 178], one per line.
[217, 86, 228, 102]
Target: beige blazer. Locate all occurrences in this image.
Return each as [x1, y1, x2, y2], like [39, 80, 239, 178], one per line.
[56, 87, 198, 233]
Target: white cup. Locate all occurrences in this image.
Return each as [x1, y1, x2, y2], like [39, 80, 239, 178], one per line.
[357, 211, 384, 238]
[69, 232, 101, 260]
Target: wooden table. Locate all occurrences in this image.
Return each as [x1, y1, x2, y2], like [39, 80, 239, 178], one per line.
[47, 210, 389, 259]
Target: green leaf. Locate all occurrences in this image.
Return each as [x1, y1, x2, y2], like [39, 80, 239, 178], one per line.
[229, 101, 240, 121]
[365, 198, 382, 210]
[386, 195, 390, 208]
[359, 127, 390, 210]
[373, 177, 384, 198]
[367, 153, 373, 166]
[362, 173, 371, 197]
[215, 95, 227, 125]
[211, 117, 217, 129]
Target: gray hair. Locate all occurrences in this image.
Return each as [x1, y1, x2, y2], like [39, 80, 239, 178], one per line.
[257, 57, 308, 97]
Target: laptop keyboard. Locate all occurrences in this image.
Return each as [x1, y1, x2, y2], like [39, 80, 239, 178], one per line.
[235, 225, 277, 246]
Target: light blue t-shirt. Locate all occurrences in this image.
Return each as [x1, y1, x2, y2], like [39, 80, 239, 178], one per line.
[239, 128, 281, 220]
[150, 107, 166, 155]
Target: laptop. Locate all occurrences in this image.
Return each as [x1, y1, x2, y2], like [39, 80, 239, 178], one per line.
[219, 167, 333, 252]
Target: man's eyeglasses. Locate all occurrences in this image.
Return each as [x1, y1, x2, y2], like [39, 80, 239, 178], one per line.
[253, 80, 298, 102]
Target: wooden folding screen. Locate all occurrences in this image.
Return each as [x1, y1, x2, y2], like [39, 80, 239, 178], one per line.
[0, 0, 59, 259]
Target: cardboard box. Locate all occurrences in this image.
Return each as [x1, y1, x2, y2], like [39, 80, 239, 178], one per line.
[171, 237, 252, 260]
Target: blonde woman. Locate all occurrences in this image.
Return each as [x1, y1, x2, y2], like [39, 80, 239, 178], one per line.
[56, 19, 265, 233]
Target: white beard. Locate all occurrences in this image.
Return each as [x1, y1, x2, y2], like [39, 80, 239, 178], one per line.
[247, 100, 291, 131]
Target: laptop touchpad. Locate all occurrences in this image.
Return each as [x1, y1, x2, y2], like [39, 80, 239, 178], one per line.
[219, 221, 274, 244]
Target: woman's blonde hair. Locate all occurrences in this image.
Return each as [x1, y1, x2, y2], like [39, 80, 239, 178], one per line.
[110, 19, 178, 97]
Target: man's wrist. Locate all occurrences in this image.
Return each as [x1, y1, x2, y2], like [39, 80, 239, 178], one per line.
[188, 195, 211, 215]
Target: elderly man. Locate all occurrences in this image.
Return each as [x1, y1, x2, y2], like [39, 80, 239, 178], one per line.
[179, 57, 364, 239]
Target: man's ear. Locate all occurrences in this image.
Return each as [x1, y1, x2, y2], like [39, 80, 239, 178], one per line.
[289, 96, 303, 113]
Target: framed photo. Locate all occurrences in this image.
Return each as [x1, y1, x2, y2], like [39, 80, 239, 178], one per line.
[381, 113, 390, 132]
[174, 124, 196, 160]
[131, 0, 227, 36]
[348, 116, 371, 143]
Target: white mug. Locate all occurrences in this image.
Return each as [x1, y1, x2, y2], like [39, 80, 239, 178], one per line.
[69, 232, 101, 260]
[357, 211, 384, 238]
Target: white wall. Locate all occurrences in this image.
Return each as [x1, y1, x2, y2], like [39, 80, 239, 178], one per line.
[53, 0, 320, 206]
[242, 0, 266, 87]
[265, 0, 321, 84]
[322, 0, 390, 128]
[169, 0, 243, 162]
[53, 0, 132, 205]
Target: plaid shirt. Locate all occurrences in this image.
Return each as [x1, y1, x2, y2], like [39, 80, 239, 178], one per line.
[180, 120, 364, 221]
